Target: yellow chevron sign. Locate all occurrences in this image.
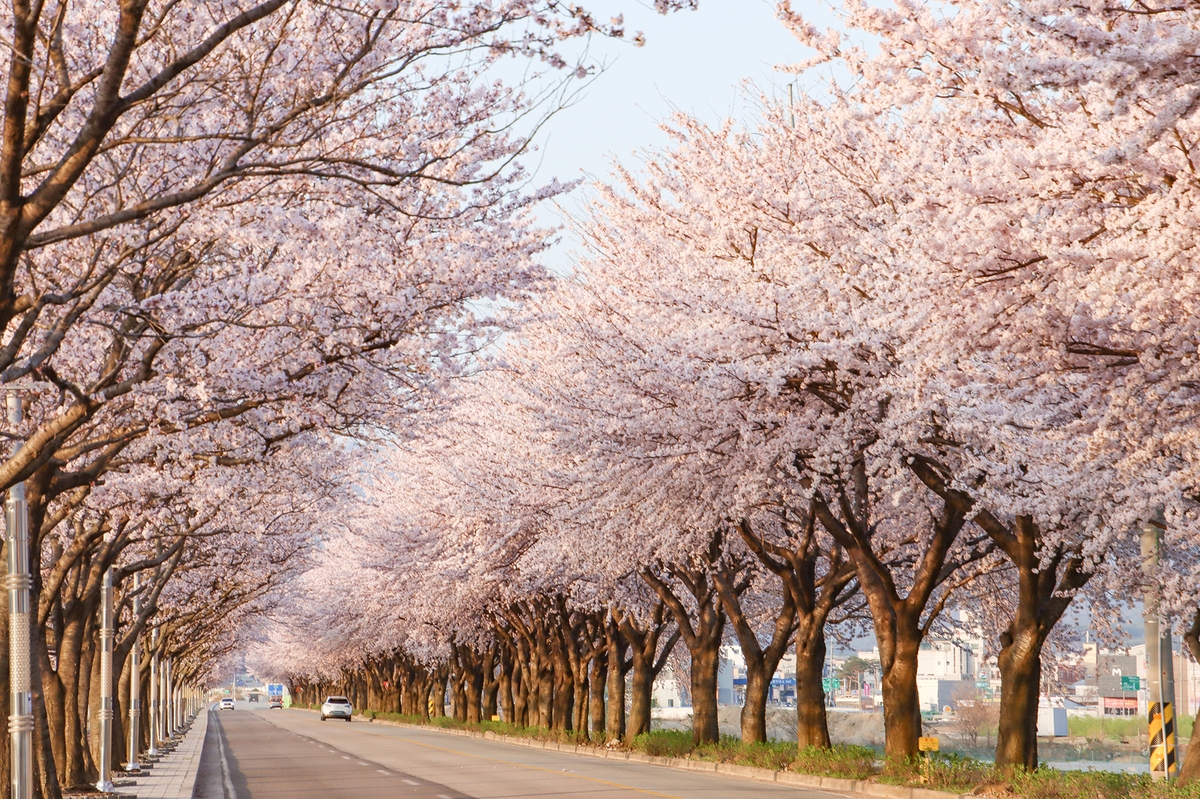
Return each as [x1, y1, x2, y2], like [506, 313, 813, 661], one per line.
[1149, 701, 1178, 778]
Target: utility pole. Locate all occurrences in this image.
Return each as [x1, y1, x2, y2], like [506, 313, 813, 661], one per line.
[126, 572, 142, 771]
[1143, 516, 1179, 780]
[166, 656, 175, 737]
[160, 651, 169, 742]
[148, 627, 159, 756]
[96, 567, 115, 793]
[5, 392, 32, 799]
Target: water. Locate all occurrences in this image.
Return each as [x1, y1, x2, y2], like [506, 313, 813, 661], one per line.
[1045, 760, 1150, 774]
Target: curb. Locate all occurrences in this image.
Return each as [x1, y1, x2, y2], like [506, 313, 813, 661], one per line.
[332, 711, 971, 799]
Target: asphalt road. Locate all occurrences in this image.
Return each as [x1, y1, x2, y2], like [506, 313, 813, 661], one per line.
[195, 703, 844, 799]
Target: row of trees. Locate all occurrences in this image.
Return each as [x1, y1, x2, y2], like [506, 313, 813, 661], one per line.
[257, 0, 1200, 783]
[0, 0, 686, 793]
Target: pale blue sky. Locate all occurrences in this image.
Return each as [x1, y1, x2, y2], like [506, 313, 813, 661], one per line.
[513, 0, 840, 269]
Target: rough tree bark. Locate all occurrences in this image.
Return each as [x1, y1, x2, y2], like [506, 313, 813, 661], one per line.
[735, 514, 858, 749]
[643, 537, 728, 747]
[614, 603, 678, 739]
[908, 461, 1091, 772]
[1177, 609, 1200, 783]
[711, 550, 788, 744]
[604, 614, 631, 741]
[810, 455, 982, 761]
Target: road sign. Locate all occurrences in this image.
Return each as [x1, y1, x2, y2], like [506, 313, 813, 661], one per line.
[1120, 676, 1140, 691]
[267, 683, 284, 697]
[821, 678, 838, 693]
[918, 737, 939, 752]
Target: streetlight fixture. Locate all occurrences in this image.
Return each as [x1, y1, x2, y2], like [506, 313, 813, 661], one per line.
[95, 567, 115, 793]
[126, 572, 142, 771]
[5, 391, 32, 799]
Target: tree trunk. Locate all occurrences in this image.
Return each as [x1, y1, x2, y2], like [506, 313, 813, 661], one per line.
[980, 516, 1090, 773]
[741, 664, 771, 744]
[690, 635, 721, 745]
[605, 618, 628, 741]
[550, 635, 573, 731]
[535, 660, 553, 729]
[712, 554, 789, 744]
[588, 654, 607, 737]
[642, 553, 726, 747]
[733, 516, 855, 750]
[811, 456, 975, 762]
[995, 630, 1041, 772]
[1180, 609, 1200, 783]
[795, 623, 832, 749]
[880, 630, 922, 763]
[616, 604, 677, 740]
[628, 654, 652, 738]
[466, 650, 484, 724]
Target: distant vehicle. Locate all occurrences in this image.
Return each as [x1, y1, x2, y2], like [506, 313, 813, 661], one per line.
[320, 696, 353, 722]
[269, 697, 283, 710]
[248, 693, 259, 703]
[219, 698, 235, 710]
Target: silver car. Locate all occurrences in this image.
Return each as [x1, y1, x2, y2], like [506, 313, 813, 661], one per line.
[320, 696, 352, 721]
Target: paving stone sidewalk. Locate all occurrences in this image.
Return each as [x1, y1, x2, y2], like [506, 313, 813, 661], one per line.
[116, 709, 209, 799]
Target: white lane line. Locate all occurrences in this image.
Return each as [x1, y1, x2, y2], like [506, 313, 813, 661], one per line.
[376, 769, 391, 775]
[341, 755, 351, 760]
[357, 762, 369, 766]
[215, 717, 239, 799]
[402, 778, 419, 785]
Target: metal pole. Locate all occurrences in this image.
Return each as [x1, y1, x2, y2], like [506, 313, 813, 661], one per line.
[126, 572, 142, 770]
[160, 651, 169, 742]
[5, 393, 32, 799]
[148, 627, 159, 756]
[166, 657, 175, 737]
[1143, 517, 1179, 779]
[96, 567, 115, 792]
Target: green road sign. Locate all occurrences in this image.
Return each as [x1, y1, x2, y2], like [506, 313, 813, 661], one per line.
[822, 678, 838, 693]
[1121, 676, 1140, 691]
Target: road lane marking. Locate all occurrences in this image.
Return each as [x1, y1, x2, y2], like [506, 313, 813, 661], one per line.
[331, 727, 690, 799]
[270, 712, 807, 799]
[377, 770, 391, 775]
[402, 778, 419, 785]
[214, 715, 239, 799]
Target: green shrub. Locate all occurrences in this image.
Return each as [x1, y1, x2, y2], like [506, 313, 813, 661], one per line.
[629, 730, 694, 758]
[1179, 714, 1195, 740]
[692, 737, 797, 770]
[790, 744, 878, 779]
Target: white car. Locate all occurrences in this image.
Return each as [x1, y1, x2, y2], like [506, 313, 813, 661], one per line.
[219, 698, 235, 710]
[320, 696, 353, 721]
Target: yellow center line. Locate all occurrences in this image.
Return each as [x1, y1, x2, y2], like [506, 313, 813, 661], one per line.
[299, 718, 690, 799]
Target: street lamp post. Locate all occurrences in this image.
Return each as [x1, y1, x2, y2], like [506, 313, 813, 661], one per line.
[126, 572, 142, 771]
[95, 567, 115, 793]
[166, 656, 175, 738]
[1143, 516, 1179, 780]
[148, 627, 159, 756]
[5, 392, 32, 799]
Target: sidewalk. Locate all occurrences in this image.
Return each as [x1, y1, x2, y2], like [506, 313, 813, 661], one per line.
[116, 709, 209, 799]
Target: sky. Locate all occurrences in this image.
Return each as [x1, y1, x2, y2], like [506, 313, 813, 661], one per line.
[508, 0, 841, 270]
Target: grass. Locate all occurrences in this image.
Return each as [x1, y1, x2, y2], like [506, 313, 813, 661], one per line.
[791, 743, 878, 779]
[329, 707, 1200, 798]
[1068, 716, 1147, 741]
[1066, 714, 1194, 743]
